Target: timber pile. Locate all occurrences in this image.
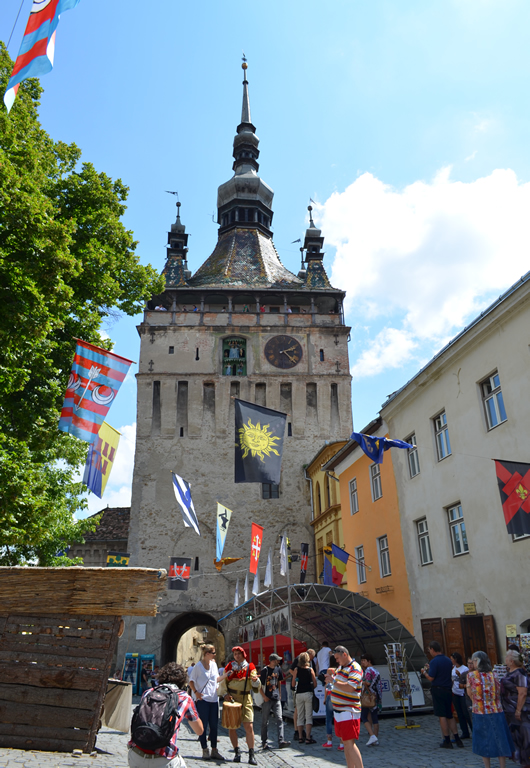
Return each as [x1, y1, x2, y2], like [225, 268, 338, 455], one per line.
[0, 567, 166, 753]
[0, 566, 166, 616]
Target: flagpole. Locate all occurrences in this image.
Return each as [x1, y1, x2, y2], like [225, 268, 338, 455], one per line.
[285, 531, 295, 663]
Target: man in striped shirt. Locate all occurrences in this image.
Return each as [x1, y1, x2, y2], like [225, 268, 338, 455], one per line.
[326, 646, 364, 768]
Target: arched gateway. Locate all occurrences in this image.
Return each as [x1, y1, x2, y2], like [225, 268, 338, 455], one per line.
[161, 611, 223, 666]
[218, 584, 426, 669]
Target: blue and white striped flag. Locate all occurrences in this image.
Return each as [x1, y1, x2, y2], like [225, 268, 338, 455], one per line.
[171, 473, 201, 536]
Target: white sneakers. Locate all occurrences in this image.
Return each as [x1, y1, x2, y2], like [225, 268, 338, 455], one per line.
[366, 735, 379, 746]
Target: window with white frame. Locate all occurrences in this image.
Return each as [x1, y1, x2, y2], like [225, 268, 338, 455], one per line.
[416, 518, 433, 565]
[481, 372, 507, 430]
[512, 530, 530, 542]
[349, 477, 359, 515]
[407, 434, 420, 478]
[434, 411, 451, 461]
[355, 545, 366, 584]
[378, 535, 391, 577]
[447, 503, 469, 556]
[370, 463, 382, 500]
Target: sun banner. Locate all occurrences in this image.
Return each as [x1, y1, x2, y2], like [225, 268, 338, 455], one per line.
[249, 522, 263, 574]
[234, 399, 286, 483]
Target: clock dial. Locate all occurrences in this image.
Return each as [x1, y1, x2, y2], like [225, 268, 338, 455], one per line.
[264, 335, 303, 369]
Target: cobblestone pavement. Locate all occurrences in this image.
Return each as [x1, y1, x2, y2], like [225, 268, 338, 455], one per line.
[0, 710, 489, 768]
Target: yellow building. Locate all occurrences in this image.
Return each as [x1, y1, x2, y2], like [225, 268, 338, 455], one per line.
[306, 441, 348, 585]
[323, 419, 414, 633]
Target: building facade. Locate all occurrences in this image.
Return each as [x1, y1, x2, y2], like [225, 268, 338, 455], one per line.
[122, 64, 353, 664]
[324, 419, 414, 633]
[381, 273, 530, 663]
[68, 507, 130, 567]
[306, 440, 348, 584]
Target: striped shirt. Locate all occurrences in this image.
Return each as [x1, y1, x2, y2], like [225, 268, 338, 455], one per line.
[331, 660, 363, 713]
[128, 686, 199, 759]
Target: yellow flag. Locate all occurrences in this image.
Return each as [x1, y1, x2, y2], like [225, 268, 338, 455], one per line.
[83, 421, 121, 498]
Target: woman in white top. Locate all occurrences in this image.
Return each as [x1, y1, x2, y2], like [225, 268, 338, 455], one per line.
[189, 644, 224, 761]
[451, 652, 472, 739]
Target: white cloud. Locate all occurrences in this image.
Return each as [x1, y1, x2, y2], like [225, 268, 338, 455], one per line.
[319, 167, 530, 378]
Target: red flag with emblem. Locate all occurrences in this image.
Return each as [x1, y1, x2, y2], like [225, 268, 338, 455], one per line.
[249, 523, 264, 574]
[494, 460, 530, 537]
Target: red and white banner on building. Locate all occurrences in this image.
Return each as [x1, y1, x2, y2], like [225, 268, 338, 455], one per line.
[249, 522, 264, 574]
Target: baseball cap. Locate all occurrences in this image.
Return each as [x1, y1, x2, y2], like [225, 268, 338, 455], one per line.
[269, 653, 282, 661]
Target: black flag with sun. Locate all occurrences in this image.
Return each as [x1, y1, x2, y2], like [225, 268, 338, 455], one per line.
[234, 399, 287, 484]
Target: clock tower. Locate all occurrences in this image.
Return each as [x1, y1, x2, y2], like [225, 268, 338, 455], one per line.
[127, 62, 353, 662]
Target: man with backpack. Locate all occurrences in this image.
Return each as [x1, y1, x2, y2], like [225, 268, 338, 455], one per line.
[128, 662, 203, 767]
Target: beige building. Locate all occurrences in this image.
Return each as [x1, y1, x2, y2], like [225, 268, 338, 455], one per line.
[120, 66, 353, 665]
[306, 440, 348, 583]
[381, 272, 530, 663]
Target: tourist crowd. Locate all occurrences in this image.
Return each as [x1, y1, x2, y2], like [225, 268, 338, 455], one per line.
[125, 639, 529, 768]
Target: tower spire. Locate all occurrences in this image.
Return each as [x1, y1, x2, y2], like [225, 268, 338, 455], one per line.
[241, 54, 251, 124]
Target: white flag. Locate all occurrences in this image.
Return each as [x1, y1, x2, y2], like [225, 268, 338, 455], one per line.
[171, 472, 200, 536]
[252, 568, 259, 596]
[280, 536, 287, 576]
[264, 548, 273, 588]
[216, 503, 232, 560]
[234, 578, 240, 608]
[244, 572, 249, 602]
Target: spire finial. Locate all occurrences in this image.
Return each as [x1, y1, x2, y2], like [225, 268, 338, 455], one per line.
[176, 200, 181, 222]
[308, 204, 315, 227]
[241, 54, 251, 124]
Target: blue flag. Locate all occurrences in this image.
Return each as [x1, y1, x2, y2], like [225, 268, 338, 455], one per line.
[172, 473, 201, 536]
[351, 432, 414, 464]
[216, 503, 232, 560]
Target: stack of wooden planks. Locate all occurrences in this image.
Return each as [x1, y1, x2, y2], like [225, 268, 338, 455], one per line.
[0, 567, 166, 753]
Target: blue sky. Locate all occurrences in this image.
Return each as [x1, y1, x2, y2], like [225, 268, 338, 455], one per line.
[3, 0, 530, 514]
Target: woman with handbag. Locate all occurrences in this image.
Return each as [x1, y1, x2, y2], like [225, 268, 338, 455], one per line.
[360, 653, 382, 746]
[189, 644, 224, 761]
[292, 652, 317, 744]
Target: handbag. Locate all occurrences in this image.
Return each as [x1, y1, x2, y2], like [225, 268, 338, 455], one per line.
[361, 688, 377, 709]
[312, 693, 320, 712]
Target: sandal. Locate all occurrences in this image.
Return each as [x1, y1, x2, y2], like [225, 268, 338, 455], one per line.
[306, 738, 316, 744]
[299, 737, 306, 744]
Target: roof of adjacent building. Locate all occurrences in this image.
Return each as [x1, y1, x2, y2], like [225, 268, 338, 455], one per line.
[381, 268, 530, 410]
[188, 228, 303, 289]
[83, 507, 130, 542]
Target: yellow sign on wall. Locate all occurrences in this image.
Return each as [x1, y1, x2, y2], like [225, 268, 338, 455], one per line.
[463, 602, 477, 615]
[506, 624, 518, 638]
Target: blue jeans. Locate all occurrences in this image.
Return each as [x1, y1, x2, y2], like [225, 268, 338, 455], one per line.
[325, 695, 334, 737]
[196, 699, 219, 749]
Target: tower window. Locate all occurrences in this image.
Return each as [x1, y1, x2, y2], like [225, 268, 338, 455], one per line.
[194, 557, 199, 571]
[319, 349, 324, 361]
[169, 346, 174, 354]
[223, 337, 247, 376]
[195, 348, 200, 361]
[262, 483, 279, 499]
[288, 422, 292, 436]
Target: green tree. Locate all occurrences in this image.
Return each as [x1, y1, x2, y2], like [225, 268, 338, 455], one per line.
[0, 44, 164, 565]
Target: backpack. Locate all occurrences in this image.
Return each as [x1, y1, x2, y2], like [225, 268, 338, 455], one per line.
[131, 684, 182, 751]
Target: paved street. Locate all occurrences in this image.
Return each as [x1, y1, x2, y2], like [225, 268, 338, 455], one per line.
[0, 708, 487, 768]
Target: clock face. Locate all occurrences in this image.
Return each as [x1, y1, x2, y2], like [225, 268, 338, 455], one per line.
[264, 335, 303, 369]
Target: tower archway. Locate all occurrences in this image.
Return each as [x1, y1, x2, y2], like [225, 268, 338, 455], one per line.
[161, 612, 224, 667]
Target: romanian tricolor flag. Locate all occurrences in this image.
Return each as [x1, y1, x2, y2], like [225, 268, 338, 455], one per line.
[58, 339, 132, 444]
[4, 0, 81, 113]
[331, 543, 349, 586]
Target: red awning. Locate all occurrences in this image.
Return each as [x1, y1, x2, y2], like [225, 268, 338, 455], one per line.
[239, 634, 307, 666]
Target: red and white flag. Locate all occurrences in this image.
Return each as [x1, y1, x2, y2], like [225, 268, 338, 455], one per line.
[249, 522, 263, 574]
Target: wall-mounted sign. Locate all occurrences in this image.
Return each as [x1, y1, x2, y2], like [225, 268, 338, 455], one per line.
[136, 623, 146, 641]
[506, 624, 518, 638]
[463, 603, 477, 615]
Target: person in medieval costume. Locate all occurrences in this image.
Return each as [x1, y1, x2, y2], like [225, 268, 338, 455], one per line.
[218, 646, 261, 765]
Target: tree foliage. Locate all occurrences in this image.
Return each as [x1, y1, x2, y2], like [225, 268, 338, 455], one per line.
[0, 44, 165, 565]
